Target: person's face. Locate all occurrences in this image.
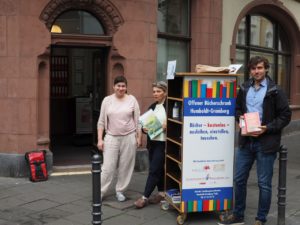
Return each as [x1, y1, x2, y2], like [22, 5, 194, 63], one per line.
[113, 82, 127, 97]
[250, 62, 267, 83]
[153, 87, 166, 103]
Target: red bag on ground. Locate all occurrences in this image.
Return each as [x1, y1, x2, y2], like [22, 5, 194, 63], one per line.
[25, 150, 48, 182]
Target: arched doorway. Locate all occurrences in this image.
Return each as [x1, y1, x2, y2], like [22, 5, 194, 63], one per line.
[40, 1, 124, 166]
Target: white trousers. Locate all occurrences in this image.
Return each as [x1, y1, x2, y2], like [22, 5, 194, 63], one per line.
[101, 132, 136, 197]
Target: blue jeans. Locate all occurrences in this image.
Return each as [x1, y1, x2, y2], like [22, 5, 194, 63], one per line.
[233, 140, 277, 222]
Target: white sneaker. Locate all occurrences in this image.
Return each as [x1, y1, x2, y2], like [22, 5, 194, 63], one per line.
[116, 192, 126, 202]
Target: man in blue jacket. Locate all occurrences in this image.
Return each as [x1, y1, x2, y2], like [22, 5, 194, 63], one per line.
[219, 56, 291, 225]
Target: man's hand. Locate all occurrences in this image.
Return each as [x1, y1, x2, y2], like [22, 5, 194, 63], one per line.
[249, 125, 267, 137]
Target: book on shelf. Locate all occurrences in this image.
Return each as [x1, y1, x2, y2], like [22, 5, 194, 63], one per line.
[239, 112, 261, 135]
[139, 109, 163, 140]
[166, 189, 181, 204]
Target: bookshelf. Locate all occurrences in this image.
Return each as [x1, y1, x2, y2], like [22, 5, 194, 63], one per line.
[165, 72, 238, 224]
[50, 56, 69, 97]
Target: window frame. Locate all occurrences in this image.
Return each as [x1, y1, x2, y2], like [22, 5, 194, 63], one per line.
[235, 14, 291, 98]
[157, 0, 191, 81]
[51, 10, 105, 36]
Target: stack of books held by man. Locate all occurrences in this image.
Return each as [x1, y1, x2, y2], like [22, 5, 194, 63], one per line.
[239, 111, 261, 136]
[165, 189, 181, 204]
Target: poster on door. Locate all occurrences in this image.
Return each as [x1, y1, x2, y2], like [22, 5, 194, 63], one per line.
[181, 76, 236, 212]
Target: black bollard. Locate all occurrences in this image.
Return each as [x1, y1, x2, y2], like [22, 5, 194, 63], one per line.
[92, 153, 102, 225]
[277, 145, 287, 225]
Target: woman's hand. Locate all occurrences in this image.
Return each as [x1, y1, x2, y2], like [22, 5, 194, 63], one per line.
[142, 127, 148, 133]
[136, 137, 141, 148]
[162, 122, 167, 132]
[97, 139, 104, 151]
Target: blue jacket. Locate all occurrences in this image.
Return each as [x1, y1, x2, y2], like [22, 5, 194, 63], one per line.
[235, 75, 291, 152]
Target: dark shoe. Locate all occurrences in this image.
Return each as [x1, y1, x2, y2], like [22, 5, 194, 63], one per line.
[217, 214, 244, 225]
[148, 194, 164, 204]
[253, 220, 264, 225]
[134, 197, 148, 209]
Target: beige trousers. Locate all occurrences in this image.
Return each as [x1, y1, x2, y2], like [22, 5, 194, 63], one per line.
[101, 132, 136, 197]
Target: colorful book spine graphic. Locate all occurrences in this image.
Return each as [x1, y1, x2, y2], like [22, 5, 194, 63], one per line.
[197, 80, 202, 97]
[206, 88, 212, 98]
[216, 81, 220, 98]
[180, 199, 232, 213]
[192, 80, 198, 98]
[201, 83, 207, 98]
[183, 80, 189, 98]
[226, 82, 230, 98]
[184, 79, 236, 98]
[212, 81, 217, 98]
[220, 84, 223, 98]
[189, 80, 192, 98]
[233, 80, 237, 97]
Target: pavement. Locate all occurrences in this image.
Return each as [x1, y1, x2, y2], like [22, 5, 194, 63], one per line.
[0, 131, 300, 225]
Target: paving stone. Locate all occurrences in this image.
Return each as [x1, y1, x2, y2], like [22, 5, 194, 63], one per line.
[0, 206, 36, 220]
[6, 215, 43, 225]
[55, 202, 90, 214]
[101, 213, 144, 225]
[0, 196, 26, 210]
[15, 191, 47, 202]
[102, 205, 123, 220]
[127, 203, 167, 220]
[70, 198, 92, 210]
[21, 199, 60, 211]
[64, 210, 92, 224]
[44, 192, 84, 204]
[28, 208, 72, 224]
[102, 190, 140, 210]
[45, 218, 83, 225]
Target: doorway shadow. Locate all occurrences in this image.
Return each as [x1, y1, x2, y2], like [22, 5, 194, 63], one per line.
[51, 134, 93, 166]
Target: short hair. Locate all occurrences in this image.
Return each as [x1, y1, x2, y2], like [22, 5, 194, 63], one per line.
[152, 81, 167, 92]
[114, 75, 127, 86]
[248, 56, 270, 70]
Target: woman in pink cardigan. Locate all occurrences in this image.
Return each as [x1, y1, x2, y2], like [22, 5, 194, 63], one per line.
[97, 75, 141, 202]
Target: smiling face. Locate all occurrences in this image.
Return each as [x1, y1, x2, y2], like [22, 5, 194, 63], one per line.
[153, 86, 166, 104]
[113, 82, 127, 98]
[250, 62, 267, 84]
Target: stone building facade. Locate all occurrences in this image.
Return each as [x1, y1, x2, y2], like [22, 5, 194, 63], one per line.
[0, 0, 299, 177]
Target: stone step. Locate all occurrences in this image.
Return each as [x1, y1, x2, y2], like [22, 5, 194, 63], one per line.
[51, 164, 91, 176]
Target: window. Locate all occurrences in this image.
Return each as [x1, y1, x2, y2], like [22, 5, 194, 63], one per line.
[157, 0, 190, 81]
[51, 10, 105, 35]
[236, 15, 291, 97]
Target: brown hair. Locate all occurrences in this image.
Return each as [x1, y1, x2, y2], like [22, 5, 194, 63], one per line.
[248, 56, 270, 70]
[114, 75, 127, 86]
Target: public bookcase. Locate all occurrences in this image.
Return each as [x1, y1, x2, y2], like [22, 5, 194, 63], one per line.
[164, 72, 238, 225]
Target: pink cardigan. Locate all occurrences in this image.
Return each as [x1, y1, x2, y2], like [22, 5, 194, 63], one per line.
[97, 94, 140, 135]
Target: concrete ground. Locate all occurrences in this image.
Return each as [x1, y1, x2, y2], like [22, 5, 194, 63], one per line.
[0, 131, 299, 225]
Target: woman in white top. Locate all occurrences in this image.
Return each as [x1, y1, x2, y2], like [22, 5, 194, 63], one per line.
[134, 81, 167, 208]
[97, 75, 141, 202]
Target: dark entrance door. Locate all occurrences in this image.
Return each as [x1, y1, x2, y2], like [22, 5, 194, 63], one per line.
[50, 46, 106, 166]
